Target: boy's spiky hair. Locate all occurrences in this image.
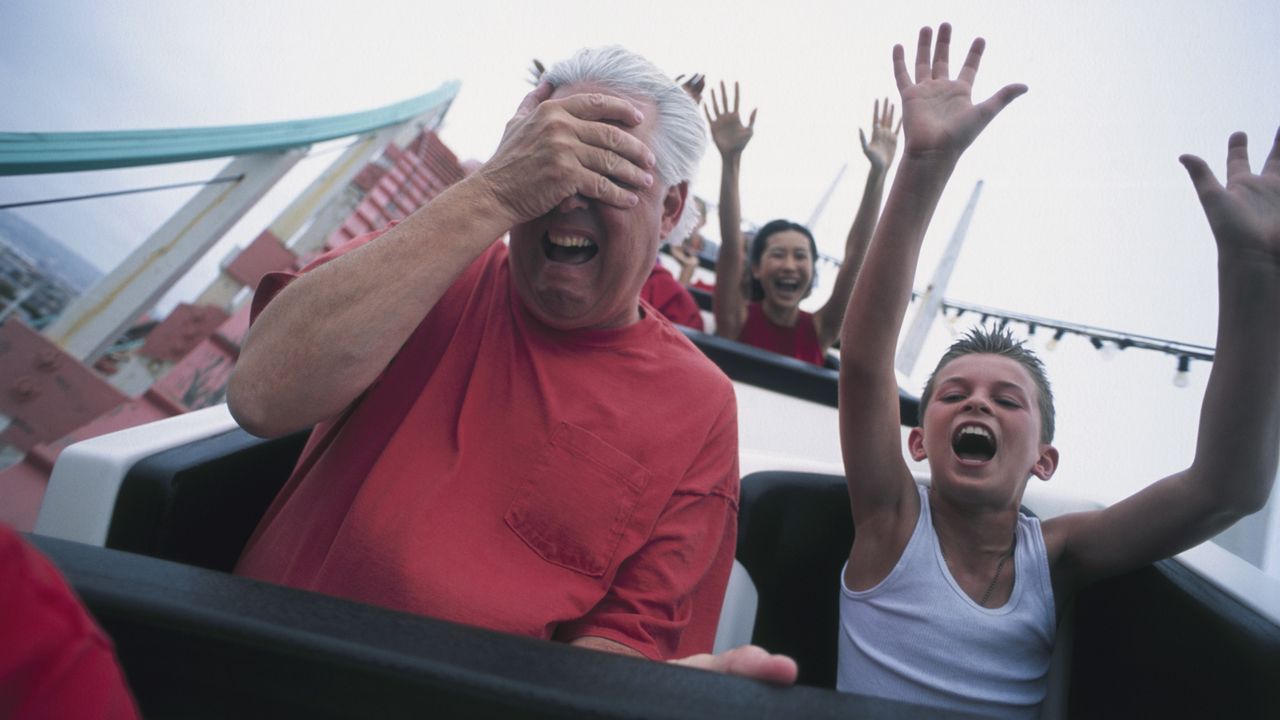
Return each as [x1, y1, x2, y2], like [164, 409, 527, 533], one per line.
[919, 327, 1056, 443]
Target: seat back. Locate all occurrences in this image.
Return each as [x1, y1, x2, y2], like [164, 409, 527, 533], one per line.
[105, 427, 308, 571]
[1068, 557, 1280, 717]
[735, 470, 853, 688]
[678, 326, 918, 426]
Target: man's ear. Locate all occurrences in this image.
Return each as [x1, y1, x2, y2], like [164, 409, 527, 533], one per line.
[907, 427, 928, 461]
[1031, 444, 1059, 482]
[659, 181, 688, 238]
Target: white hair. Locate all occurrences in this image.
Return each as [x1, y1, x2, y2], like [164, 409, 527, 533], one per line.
[544, 46, 707, 243]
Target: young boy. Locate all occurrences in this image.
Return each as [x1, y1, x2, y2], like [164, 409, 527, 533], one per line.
[837, 23, 1280, 717]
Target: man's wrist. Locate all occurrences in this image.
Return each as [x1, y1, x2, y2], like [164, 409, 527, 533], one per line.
[451, 172, 521, 236]
[397, 175, 518, 253]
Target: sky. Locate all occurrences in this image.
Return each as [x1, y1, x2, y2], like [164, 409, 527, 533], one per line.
[2, 1, 1279, 552]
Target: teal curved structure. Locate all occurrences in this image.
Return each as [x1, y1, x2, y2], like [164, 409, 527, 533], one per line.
[0, 80, 459, 176]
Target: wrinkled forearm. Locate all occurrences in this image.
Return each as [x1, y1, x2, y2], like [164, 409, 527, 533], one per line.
[228, 179, 511, 437]
[570, 636, 645, 657]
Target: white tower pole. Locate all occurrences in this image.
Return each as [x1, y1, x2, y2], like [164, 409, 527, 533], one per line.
[895, 180, 983, 377]
[42, 150, 305, 362]
[805, 164, 847, 229]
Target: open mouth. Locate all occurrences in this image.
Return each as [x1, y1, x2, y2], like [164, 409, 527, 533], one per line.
[773, 278, 803, 294]
[952, 424, 997, 462]
[543, 232, 598, 265]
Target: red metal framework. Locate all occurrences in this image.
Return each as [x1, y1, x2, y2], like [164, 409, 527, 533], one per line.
[0, 129, 467, 529]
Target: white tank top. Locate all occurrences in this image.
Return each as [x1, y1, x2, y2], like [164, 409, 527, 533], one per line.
[838, 484, 1056, 719]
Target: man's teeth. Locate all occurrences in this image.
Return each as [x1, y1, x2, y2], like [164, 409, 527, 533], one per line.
[548, 234, 595, 248]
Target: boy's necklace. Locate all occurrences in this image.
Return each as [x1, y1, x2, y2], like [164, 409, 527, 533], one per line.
[940, 532, 1018, 607]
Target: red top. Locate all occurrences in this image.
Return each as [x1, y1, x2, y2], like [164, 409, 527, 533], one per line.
[0, 526, 139, 720]
[641, 260, 704, 330]
[236, 233, 740, 660]
[737, 302, 826, 367]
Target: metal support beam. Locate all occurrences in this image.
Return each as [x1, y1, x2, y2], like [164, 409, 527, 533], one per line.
[806, 164, 847, 230]
[0, 82, 459, 175]
[42, 150, 305, 362]
[285, 118, 441, 259]
[194, 123, 413, 309]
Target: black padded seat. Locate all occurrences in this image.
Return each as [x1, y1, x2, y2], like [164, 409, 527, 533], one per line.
[736, 471, 853, 688]
[105, 427, 309, 570]
[1068, 558, 1280, 717]
[29, 534, 971, 719]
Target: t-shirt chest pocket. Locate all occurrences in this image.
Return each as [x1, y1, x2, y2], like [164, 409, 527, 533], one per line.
[505, 422, 652, 577]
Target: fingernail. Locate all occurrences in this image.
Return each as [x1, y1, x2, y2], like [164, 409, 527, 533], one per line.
[648, 152, 657, 167]
[645, 172, 654, 186]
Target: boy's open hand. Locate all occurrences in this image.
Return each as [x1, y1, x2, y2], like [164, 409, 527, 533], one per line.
[859, 98, 901, 171]
[894, 23, 1027, 163]
[1180, 128, 1280, 260]
[706, 81, 757, 159]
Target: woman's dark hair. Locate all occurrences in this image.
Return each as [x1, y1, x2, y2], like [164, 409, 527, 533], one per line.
[748, 219, 819, 301]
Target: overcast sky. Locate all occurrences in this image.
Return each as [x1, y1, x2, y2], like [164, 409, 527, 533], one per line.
[2, 1, 1279, 522]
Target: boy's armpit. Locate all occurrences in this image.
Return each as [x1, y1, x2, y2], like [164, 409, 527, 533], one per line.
[844, 485, 922, 591]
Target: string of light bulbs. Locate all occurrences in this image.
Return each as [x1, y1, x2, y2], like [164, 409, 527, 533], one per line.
[913, 293, 1214, 388]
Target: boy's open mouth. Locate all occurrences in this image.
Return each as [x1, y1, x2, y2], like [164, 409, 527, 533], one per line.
[952, 424, 997, 462]
[544, 232, 598, 265]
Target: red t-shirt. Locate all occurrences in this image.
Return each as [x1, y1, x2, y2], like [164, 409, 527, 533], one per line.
[236, 233, 740, 660]
[641, 260, 704, 330]
[737, 302, 826, 367]
[0, 527, 139, 720]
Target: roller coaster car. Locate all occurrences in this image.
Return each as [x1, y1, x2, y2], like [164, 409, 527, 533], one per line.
[29, 328, 1280, 718]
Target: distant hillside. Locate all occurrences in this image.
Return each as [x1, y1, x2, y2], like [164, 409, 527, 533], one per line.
[0, 210, 102, 293]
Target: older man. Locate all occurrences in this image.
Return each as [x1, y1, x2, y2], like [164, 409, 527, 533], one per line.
[227, 47, 792, 681]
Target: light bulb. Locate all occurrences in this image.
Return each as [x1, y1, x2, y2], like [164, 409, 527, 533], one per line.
[1046, 329, 1066, 351]
[1173, 356, 1191, 388]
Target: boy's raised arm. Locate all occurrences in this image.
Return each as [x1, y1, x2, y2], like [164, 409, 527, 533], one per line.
[839, 24, 1027, 529]
[1046, 128, 1280, 592]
